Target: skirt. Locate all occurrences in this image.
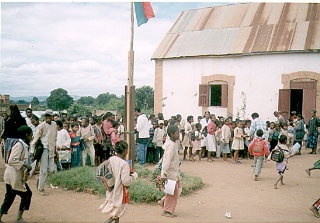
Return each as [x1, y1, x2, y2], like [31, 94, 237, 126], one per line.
[307, 131, 319, 149]
[206, 134, 216, 152]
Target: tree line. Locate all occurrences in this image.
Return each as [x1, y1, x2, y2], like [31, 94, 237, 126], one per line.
[11, 86, 154, 116]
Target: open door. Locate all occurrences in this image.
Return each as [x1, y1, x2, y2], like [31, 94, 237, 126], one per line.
[303, 88, 316, 123]
[278, 89, 290, 121]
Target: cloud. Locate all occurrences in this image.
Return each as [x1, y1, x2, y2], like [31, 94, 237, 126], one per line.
[1, 2, 174, 97]
[1, 2, 229, 98]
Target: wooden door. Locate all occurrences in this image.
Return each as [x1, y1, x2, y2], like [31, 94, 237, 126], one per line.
[278, 89, 290, 121]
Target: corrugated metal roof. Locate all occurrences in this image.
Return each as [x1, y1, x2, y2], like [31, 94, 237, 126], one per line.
[152, 2, 320, 59]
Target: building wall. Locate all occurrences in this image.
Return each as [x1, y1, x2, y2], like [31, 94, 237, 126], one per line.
[157, 53, 320, 121]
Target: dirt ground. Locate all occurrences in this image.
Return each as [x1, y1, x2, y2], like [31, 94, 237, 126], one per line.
[0, 149, 319, 223]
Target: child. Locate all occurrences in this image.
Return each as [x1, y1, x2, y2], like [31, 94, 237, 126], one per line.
[287, 122, 295, 148]
[215, 122, 223, 158]
[279, 123, 289, 144]
[117, 119, 125, 141]
[182, 116, 193, 160]
[56, 120, 71, 170]
[99, 141, 138, 223]
[69, 123, 81, 167]
[159, 125, 182, 217]
[232, 121, 245, 164]
[191, 123, 203, 161]
[269, 135, 293, 189]
[269, 123, 280, 152]
[206, 115, 217, 162]
[0, 126, 33, 223]
[79, 118, 96, 167]
[248, 129, 270, 181]
[146, 121, 157, 163]
[153, 120, 166, 164]
[221, 118, 232, 161]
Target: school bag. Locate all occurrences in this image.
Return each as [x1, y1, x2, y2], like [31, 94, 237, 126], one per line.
[96, 159, 115, 192]
[270, 147, 285, 163]
[252, 139, 264, 153]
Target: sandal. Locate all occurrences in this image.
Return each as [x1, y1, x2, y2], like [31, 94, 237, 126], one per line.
[162, 211, 177, 218]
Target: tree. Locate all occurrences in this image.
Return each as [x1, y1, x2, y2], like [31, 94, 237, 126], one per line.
[31, 97, 40, 106]
[67, 103, 92, 116]
[95, 93, 117, 105]
[77, 96, 95, 106]
[46, 88, 74, 110]
[135, 86, 154, 112]
[17, 100, 28, 105]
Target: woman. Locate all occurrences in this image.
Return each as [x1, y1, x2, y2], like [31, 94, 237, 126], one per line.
[2, 105, 27, 161]
[159, 125, 182, 217]
[294, 114, 305, 155]
[0, 125, 33, 223]
[99, 141, 138, 223]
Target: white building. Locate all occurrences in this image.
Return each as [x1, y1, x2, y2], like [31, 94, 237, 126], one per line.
[152, 2, 320, 122]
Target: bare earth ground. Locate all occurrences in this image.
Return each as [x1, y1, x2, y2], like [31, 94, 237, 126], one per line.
[0, 149, 319, 223]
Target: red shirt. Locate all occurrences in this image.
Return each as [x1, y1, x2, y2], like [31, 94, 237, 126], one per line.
[207, 122, 216, 135]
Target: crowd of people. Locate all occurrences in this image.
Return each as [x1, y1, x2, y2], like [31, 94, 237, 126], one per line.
[0, 104, 319, 222]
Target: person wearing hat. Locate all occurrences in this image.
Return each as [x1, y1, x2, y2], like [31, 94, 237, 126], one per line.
[30, 109, 57, 196]
[306, 110, 320, 154]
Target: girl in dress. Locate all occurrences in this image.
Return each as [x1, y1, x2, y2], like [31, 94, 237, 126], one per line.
[232, 121, 244, 164]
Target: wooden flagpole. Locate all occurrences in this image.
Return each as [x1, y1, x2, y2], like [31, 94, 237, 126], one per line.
[126, 2, 135, 168]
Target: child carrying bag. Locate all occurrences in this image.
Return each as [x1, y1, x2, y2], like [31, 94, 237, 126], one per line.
[96, 159, 115, 192]
[270, 146, 285, 163]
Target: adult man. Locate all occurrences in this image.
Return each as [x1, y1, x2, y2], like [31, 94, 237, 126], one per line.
[273, 111, 286, 125]
[30, 109, 57, 196]
[25, 108, 34, 128]
[102, 112, 115, 161]
[135, 107, 150, 165]
[306, 110, 320, 154]
[249, 113, 267, 140]
[79, 118, 96, 166]
[199, 111, 211, 155]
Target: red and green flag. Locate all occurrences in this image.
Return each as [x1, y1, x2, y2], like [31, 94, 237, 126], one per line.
[134, 2, 155, 26]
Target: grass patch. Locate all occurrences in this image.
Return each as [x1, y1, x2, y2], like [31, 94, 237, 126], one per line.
[47, 165, 204, 203]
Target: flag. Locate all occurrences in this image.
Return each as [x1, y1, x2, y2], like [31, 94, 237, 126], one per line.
[134, 2, 155, 27]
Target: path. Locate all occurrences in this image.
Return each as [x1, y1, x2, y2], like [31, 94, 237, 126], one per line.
[0, 149, 319, 223]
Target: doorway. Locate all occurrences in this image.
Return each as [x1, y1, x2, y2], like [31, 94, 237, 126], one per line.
[290, 89, 303, 115]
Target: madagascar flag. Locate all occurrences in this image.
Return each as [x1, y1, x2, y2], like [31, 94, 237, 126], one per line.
[134, 2, 155, 26]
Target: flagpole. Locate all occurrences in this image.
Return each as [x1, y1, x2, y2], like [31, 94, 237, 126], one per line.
[126, 2, 135, 167]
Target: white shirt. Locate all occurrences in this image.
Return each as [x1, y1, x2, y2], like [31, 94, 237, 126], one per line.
[136, 114, 150, 139]
[200, 118, 211, 131]
[56, 129, 71, 149]
[25, 117, 35, 128]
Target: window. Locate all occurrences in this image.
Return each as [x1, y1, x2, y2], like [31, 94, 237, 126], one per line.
[198, 83, 228, 107]
[210, 85, 221, 106]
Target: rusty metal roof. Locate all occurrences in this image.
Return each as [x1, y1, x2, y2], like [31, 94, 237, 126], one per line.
[152, 2, 320, 59]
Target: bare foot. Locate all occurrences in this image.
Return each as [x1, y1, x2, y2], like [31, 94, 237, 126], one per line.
[305, 169, 311, 177]
[274, 184, 278, 189]
[254, 175, 258, 181]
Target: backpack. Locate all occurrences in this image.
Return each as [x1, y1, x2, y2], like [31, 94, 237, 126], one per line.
[252, 139, 264, 153]
[271, 147, 285, 163]
[4, 138, 20, 164]
[96, 159, 115, 191]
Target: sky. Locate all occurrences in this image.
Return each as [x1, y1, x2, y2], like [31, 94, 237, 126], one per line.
[0, 2, 230, 98]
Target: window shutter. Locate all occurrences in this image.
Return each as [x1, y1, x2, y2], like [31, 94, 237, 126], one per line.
[198, 85, 209, 107]
[278, 89, 290, 120]
[221, 84, 228, 107]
